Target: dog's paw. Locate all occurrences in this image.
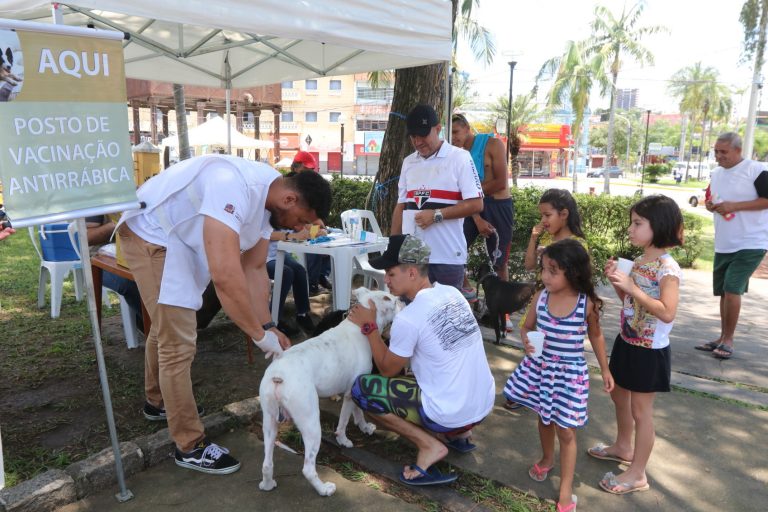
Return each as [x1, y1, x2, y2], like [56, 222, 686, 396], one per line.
[359, 422, 376, 435]
[317, 482, 336, 496]
[259, 479, 277, 491]
[335, 433, 353, 448]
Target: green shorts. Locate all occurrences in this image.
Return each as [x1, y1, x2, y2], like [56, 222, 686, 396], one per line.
[713, 249, 767, 295]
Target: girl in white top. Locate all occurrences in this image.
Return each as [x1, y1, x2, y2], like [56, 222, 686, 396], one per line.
[592, 195, 683, 497]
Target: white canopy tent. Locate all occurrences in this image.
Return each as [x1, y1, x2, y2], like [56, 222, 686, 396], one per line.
[161, 116, 274, 151]
[0, 0, 452, 500]
[0, 1, 452, 87]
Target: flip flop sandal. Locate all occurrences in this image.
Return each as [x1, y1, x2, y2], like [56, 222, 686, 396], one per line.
[713, 344, 734, 359]
[587, 443, 632, 465]
[399, 465, 458, 486]
[445, 437, 477, 453]
[528, 462, 554, 482]
[695, 341, 720, 351]
[556, 495, 578, 512]
[503, 400, 524, 411]
[599, 471, 650, 495]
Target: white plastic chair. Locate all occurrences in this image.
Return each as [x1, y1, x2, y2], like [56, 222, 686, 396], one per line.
[67, 225, 139, 349]
[340, 209, 387, 291]
[28, 223, 84, 318]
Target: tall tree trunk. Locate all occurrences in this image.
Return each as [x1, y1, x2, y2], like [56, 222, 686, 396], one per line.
[173, 84, 191, 161]
[370, 64, 447, 235]
[604, 67, 619, 194]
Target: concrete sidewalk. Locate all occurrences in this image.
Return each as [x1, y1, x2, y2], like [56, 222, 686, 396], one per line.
[11, 268, 766, 512]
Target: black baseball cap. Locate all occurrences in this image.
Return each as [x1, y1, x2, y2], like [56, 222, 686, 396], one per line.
[369, 234, 431, 270]
[406, 104, 439, 137]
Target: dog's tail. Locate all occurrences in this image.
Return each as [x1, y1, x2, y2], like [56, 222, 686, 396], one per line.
[271, 377, 292, 423]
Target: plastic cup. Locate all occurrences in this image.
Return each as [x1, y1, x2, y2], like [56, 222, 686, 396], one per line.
[527, 331, 545, 358]
[616, 257, 634, 275]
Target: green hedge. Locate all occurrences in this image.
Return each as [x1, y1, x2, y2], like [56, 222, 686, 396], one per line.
[326, 179, 704, 277]
[326, 176, 372, 228]
[470, 186, 704, 282]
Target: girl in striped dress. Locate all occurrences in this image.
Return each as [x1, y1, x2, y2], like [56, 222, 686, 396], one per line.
[504, 239, 613, 512]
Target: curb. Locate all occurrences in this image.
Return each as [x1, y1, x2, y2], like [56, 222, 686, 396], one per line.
[0, 399, 262, 512]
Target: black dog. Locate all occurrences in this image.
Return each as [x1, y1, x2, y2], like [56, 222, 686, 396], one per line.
[477, 265, 535, 345]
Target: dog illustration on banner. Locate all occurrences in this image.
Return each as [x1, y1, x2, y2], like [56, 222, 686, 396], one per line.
[0, 30, 24, 102]
[259, 288, 401, 496]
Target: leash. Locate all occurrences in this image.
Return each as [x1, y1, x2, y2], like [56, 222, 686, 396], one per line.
[479, 230, 500, 276]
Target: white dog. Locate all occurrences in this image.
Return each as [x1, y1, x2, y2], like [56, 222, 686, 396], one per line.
[259, 288, 400, 496]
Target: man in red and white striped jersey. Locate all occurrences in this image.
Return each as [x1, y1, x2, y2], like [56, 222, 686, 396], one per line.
[390, 104, 483, 290]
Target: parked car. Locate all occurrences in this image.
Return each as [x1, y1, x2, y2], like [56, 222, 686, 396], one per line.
[689, 187, 707, 207]
[587, 166, 623, 178]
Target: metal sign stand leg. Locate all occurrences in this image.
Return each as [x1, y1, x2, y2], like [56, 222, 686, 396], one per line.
[75, 219, 134, 502]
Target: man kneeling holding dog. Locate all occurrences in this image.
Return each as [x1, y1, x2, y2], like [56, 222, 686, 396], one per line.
[348, 234, 495, 486]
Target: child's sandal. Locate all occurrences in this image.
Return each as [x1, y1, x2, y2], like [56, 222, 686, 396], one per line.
[527, 462, 553, 482]
[556, 495, 577, 512]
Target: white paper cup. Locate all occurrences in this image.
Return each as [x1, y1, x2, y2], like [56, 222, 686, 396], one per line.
[527, 331, 545, 358]
[616, 257, 634, 275]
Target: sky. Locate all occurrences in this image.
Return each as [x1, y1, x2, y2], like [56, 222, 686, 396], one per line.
[455, 0, 757, 117]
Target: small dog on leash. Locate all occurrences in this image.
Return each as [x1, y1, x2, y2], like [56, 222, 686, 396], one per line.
[259, 288, 400, 496]
[477, 265, 535, 344]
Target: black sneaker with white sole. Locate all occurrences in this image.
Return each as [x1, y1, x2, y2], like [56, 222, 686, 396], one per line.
[143, 401, 205, 421]
[175, 438, 241, 475]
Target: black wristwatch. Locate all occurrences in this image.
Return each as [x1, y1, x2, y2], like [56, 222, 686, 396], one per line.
[262, 321, 277, 331]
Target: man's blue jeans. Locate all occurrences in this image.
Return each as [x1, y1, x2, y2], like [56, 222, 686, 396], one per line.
[267, 256, 310, 318]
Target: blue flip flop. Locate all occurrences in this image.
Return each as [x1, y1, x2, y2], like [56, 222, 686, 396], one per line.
[445, 437, 477, 453]
[399, 465, 458, 486]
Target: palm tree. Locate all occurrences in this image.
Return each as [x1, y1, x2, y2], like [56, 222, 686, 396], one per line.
[372, 0, 495, 233]
[538, 40, 610, 193]
[668, 62, 720, 179]
[740, 0, 768, 158]
[698, 81, 733, 178]
[488, 93, 544, 187]
[588, 2, 665, 193]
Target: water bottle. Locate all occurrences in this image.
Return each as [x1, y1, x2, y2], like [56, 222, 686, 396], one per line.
[347, 210, 361, 240]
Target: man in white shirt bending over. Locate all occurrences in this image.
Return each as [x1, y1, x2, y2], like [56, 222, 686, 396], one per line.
[348, 234, 495, 486]
[118, 154, 331, 475]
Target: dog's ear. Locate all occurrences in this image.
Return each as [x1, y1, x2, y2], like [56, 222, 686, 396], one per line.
[5, 48, 12, 66]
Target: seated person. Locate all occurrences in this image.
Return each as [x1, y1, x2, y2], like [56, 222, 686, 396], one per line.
[266, 224, 315, 335]
[86, 215, 143, 331]
[348, 235, 495, 485]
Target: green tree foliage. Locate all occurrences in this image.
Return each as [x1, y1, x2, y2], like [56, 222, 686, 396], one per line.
[588, 2, 666, 193]
[538, 41, 610, 192]
[488, 92, 544, 187]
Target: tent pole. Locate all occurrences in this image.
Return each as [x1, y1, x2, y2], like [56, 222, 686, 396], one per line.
[75, 219, 134, 502]
[226, 86, 232, 154]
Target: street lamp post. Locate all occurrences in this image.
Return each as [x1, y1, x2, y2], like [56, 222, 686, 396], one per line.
[338, 113, 347, 177]
[640, 109, 651, 195]
[506, 61, 517, 160]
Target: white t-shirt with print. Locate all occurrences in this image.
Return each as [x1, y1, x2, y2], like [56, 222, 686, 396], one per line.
[389, 283, 495, 428]
[710, 158, 768, 253]
[398, 142, 482, 264]
[125, 155, 277, 309]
